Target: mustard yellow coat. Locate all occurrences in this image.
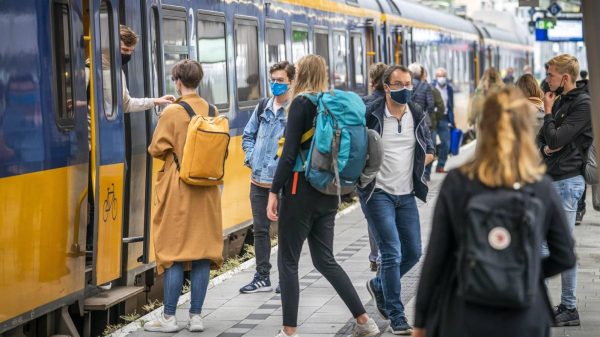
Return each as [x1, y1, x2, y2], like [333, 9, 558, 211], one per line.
[148, 94, 224, 274]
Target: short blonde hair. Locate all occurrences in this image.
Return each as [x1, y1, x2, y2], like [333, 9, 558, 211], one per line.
[119, 24, 138, 47]
[547, 54, 579, 84]
[462, 87, 545, 188]
[291, 54, 329, 98]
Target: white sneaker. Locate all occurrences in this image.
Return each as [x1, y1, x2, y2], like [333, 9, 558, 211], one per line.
[350, 318, 380, 337]
[275, 329, 299, 337]
[188, 314, 204, 332]
[143, 314, 178, 332]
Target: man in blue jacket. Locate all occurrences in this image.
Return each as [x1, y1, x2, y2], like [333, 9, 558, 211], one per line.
[432, 68, 455, 173]
[359, 65, 434, 335]
[240, 61, 295, 294]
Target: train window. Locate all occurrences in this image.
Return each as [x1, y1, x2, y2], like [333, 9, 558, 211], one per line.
[162, 10, 188, 97]
[314, 31, 329, 67]
[99, 1, 117, 120]
[350, 34, 365, 91]
[333, 32, 347, 89]
[266, 24, 286, 68]
[51, 1, 75, 129]
[235, 19, 260, 105]
[292, 27, 308, 63]
[163, 17, 186, 46]
[197, 16, 229, 109]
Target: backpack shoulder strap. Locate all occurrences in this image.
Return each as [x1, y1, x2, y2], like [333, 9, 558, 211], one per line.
[257, 97, 269, 119]
[177, 101, 196, 119]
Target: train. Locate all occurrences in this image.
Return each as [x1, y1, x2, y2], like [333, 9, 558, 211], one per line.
[0, 0, 532, 336]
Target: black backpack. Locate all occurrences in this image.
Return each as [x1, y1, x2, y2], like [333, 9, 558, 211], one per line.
[457, 183, 545, 308]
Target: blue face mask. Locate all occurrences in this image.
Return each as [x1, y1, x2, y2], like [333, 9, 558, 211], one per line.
[270, 81, 289, 97]
[389, 88, 412, 105]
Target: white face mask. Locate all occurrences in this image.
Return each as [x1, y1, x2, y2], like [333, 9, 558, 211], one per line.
[437, 77, 447, 86]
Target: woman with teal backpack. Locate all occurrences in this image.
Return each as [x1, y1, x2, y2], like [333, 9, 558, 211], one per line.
[267, 54, 379, 337]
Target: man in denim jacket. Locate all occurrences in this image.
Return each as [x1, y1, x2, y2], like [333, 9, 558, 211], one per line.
[240, 61, 295, 293]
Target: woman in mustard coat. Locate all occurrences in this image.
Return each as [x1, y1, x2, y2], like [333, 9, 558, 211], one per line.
[145, 59, 223, 333]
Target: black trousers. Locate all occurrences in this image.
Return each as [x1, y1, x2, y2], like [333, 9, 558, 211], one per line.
[250, 183, 273, 276]
[278, 173, 366, 327]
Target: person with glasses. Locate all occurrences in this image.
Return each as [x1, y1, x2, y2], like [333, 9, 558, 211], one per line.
[358, 65, 434, 335]
[240, 61, 295, 294]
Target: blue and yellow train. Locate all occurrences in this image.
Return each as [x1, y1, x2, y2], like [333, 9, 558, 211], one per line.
[0, 0, 532, 335]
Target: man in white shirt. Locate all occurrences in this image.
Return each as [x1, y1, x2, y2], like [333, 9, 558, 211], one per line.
[358, 65, 434, 335]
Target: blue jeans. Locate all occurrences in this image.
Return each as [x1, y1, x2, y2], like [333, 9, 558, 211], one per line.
[164, 260, 211, 315]
[364, 190, 422, 324]
[431, 116, 451, 169]
[550, 175, 585, 309]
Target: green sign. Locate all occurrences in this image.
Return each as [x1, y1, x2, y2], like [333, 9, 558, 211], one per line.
[536, 18, 556, 30]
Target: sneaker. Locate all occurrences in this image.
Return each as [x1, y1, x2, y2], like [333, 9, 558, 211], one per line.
[435, 167, 446, 173]
[98, 282, 112, 290]
[275, 283, 281, 294]
[188, 314, 204, 332]
[275, 329, 299, 337]
[553, 304, 580, 327]
[575, 208, 585, 226]
[240, 273, 272, 293]
[389, 317, 413, 335]
[350, 318, 380, 337]
[370, 261, 378, 272]
[144, 314, 179, 332]
[366, 278, 388, 320]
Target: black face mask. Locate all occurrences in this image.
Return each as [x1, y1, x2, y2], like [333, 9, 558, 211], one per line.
[121, 53, 132, 67]
[554, 78, 566, 96]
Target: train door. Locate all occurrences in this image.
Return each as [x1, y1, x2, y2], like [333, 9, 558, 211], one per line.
[118, 0, 153, 284]
[350, 32, 367, 94]
[144, 2, 165, 266]
[365, 25, 376, 67]
[88, 0, 127, 286]
[393, 27, 403, 65]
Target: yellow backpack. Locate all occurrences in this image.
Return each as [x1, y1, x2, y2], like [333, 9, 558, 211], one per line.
[174, 101, 230, 186]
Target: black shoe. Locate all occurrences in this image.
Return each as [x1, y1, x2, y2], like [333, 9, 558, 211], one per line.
[553, 304, 580, 327]
[389, 316, 413, 335]
[275, 283, 281, 294]
[370, 261, 378, 272]
[575, 208, 585, 226]
[366, 278, 388, 320]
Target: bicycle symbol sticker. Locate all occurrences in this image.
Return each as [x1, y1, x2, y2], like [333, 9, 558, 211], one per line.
[103, 183, 118, 222]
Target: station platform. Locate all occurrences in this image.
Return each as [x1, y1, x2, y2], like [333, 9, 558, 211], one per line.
[114, 164, 600, 337]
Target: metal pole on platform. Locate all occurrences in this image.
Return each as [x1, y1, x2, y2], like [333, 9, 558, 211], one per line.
[582, 0, 600, 183]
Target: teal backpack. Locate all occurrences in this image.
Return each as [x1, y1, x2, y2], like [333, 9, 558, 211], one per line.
[296, 90, 368, 200]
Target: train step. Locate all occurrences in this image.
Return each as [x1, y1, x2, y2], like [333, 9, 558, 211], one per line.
[84, 286, 144, 311]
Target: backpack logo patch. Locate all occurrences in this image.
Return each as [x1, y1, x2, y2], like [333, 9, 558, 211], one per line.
[488, 227, 511, 250]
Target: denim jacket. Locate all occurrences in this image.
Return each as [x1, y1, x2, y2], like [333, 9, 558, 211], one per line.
[242, 97, 287, 184]
[358, 97, 435, 203]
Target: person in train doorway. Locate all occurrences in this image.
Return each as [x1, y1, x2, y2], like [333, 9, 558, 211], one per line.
[359, 65, 435, 335]
[431, 67, 455, 174]
[239, 61, 295, 294]
[412, 87, 576, 337]
[536, 54, 592, 327]
[266, 54, 380, 337]
[408, 63, 435, 181]
[116, 24, 175, 111]
[144, 60, 224, 333]
[85, 25, 175, 113]
[575, 69, 591, 226]
[362, 62, 388, 272]
[503, 67, 515, 84]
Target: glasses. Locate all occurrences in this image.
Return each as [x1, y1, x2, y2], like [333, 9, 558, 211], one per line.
[387, 82, 413, 90]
